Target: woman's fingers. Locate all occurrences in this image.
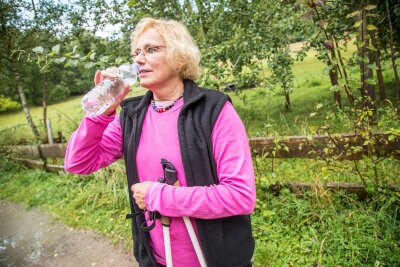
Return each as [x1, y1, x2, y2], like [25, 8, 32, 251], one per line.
[93, 67, 120, 85]
[94, 70, 102, 85]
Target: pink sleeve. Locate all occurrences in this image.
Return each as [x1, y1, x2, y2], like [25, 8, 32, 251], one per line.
[145, 102, 256, 219]
[64, 113, 123, 174]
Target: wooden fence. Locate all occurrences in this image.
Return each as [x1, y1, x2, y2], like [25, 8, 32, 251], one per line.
[250, 133, 400, 160]
[1, 132, 399, 197]
[2, 143, 66, 172]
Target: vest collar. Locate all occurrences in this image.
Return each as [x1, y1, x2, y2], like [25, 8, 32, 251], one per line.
[120, 79, 205, 118]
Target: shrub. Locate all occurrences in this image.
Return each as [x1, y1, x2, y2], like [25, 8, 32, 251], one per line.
[0, 95, 21, 112]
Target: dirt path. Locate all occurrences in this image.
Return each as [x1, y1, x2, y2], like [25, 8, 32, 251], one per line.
[0, 200, 138, 267]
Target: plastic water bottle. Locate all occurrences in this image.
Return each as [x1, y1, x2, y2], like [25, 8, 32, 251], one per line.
[81, 63, 140, 117]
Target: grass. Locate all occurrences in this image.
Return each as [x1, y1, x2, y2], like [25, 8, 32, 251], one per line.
[0, 156, 399, 266]
[0, 157, 133, 249]
[252, 187, 400, 266]
[0, 86, 147, 144]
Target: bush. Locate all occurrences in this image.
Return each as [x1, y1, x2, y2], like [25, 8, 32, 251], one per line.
[0, 95, 21, 112]
[49, 83, 71, 102]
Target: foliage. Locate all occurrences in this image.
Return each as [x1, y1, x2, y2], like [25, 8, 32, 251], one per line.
[0, 95, 21, 112]
[252, 185, 400, 266]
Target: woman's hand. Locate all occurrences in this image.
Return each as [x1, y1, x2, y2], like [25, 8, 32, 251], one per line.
[93, 67, 130, 116]
[131, 181, 153, 210]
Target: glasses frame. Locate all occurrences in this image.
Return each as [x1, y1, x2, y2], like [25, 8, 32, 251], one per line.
[132, 45, 166, 61]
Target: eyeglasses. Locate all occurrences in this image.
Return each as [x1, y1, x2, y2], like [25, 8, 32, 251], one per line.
[132, 45, 166, 60]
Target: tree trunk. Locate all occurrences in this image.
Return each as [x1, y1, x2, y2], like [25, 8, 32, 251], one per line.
[334, 39, 355, 108]
[359, 1, 376, 114]
[327, 54, 342, 109]
[43, 72, 49, 143]
[284, 90, 291, 112]
[371, 33, 386, 101]
[386, 0, 400, 116]
[331, 68, 341, 108]
[312, 7, 342, 109]
[11, 57, 41, 142]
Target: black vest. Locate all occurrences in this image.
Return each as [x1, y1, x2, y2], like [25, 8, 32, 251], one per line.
[120, 80, 254, 267]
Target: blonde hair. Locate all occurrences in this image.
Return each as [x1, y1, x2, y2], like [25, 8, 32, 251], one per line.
[131, 18, 201, 80]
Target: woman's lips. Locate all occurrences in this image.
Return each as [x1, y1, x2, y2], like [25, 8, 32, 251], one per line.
[139, 69, 151, 77]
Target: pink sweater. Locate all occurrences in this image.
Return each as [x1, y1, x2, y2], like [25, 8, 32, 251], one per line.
[65, 98, 256, 266]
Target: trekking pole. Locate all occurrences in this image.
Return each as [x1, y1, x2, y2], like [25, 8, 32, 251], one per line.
[159, 160, 176, 267]
[182, 216, 207, 267]
[160, 159, 207, 267]
[161, 217, 173, 267]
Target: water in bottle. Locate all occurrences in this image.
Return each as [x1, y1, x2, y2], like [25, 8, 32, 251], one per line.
[81, 63, 140, 117]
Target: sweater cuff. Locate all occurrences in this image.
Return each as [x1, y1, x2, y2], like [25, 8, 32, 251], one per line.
[84, 110, 115, 123]
[145, 182, 165, 212]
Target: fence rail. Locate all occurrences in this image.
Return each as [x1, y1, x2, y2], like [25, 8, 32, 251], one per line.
[3, 133, 399, 161]
[2, 143, 66, 172]
[1, 132, 399, 197]
[249, 133, 400, 160]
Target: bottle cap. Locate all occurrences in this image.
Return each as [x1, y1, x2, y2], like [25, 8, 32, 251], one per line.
[119, 63, 140, 85]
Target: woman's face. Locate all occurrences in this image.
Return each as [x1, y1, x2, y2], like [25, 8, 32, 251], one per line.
[132, 28, 181, 91]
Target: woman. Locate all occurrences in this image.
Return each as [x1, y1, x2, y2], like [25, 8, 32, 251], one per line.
[65, 18, 256, 267]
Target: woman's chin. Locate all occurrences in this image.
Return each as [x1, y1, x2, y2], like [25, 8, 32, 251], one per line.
[139, 80, 151, 89]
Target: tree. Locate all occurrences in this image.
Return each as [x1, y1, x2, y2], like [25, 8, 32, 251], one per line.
[384, 0, 400, 115]
[307, 0, 356, 109]
[0, 1, 41, 141]
[121, 0, 308, 110]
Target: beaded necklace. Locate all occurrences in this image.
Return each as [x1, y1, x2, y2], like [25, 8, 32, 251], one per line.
[151, 95, 183, 113]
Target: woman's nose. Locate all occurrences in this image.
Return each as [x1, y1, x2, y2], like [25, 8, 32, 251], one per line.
[134, 53, 146, 64]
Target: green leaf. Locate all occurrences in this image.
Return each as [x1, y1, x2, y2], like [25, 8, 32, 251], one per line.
[32, 46, 44, 53]
[356, 40, 366, 47]
[367, 44, 377, 51]
[367, 63, 378, 70]
[90, 52, 96, 60]
[329, 85, 341, 92]
[346, 10, 361, 18]
[353, 20, 363, 28]
[323, 65, 334, 73]
[64, 58, 71, 67]
[84, 62, 95, 69]
[367, 24, 377, 31]
[115, 57, 124, 65]
[99, 56, 109, 62]
[366, 78, 377, 85]
[53, 57, 66, 64]
[51, 44, 60, 54]
[70, 59, 79, 67]
[364, 4, 377, 10]
[349, 31, 360, 38]
[127, 0, 136, 7]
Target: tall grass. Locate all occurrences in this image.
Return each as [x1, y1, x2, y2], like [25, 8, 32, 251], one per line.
[0, 156, 132, 248]
[252, 186, 400, 266]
